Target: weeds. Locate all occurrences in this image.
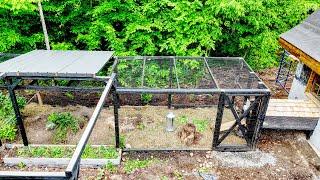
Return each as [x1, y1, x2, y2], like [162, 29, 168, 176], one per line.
[178, 115, 209, 133]
[64, 92, 75, 100]
[17, 162, 26, 169]
[47, 112, 80, 143]
[124, 159, 153, 174]
[141, 93, 153, 104]
[105, 162, 117, 173]
[192, 119, 209, 133]
[16, 146, 119, 159]
[177, 115, 188, 124]
[119, 135, 126, 149]
[0, 92, 26, 141]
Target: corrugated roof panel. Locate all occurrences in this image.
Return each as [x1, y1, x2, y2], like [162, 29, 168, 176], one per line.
[0, 50, 113, 78]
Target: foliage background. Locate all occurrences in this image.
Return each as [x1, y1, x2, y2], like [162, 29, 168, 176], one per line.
[0, 0, 319, 69]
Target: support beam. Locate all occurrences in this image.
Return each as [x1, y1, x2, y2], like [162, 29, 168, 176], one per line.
[213, 93, 225, 148]
[112, 86, 120, 148]
[204, 58, 220, 89]
[65, 73, 115, 178]
[279, 38, 320, 75]
[7, 82, 28, 146]
[168, 58, 173, 108]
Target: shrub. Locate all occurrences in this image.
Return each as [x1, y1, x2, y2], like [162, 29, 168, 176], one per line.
[47, 112, 79, 143]
[0, 92, 26, 141]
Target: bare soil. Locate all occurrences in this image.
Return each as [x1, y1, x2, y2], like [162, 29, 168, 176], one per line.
[13, 104, 242, 148]
[257, 67, 292, 99]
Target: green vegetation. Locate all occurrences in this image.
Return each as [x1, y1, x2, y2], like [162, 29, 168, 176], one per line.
[119, 135, 126, 149]
[177, 115, 209, 132]
[1, 1, 319, 70]
[105, 162, 117, 173]
[16, 145, 119, 159]
[64, 92, 75, 100]
[177, 115, 188, 124]
[0, 92, 26, 141]
[192, 119, 209, 133]
[124, 159, 153, 174]
[141, 93, 153, 104]
[47, 112, 80, 143]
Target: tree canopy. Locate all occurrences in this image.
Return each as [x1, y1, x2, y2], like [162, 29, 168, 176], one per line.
[0, 0, 319, 69]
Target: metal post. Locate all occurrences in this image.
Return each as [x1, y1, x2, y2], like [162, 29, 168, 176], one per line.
[276, 50, 286, 83]
[112, 86, 120, 148]
[251, 91, 270, 149]
[7, 80, 28, 146]
[168, 58, 173, 108]
[213, 93, 225, 149]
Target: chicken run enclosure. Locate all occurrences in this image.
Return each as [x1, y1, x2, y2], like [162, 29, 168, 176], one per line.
[0, 50, 270, 179]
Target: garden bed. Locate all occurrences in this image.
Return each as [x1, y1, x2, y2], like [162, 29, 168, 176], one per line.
[2, 144, 121, 167]
[7, 103, 246, 149]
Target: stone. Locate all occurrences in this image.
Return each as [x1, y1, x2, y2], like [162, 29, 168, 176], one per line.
[190, 153, 194, 157]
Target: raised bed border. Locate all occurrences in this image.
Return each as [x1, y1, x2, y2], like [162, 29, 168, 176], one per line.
[3, 144, 121, 168]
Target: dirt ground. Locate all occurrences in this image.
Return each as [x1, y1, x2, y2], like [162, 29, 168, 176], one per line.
[257, 67, 292, 99]
[14, 103, 244, 148]
[2, 67, 316, 179]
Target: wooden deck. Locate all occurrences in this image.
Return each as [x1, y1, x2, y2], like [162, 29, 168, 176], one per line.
[263, 99, 320, 131]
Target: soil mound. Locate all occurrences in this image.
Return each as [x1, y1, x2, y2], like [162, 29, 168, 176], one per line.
[177, 123, 202, 146]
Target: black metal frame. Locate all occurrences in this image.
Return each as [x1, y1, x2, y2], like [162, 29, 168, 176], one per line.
[115, 56, 271, 152]
[0, 70, 118, 179]
[276, 50, 295, 93]
[0, 55, 271, 179]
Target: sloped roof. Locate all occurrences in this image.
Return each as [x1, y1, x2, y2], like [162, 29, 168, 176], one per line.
[280, 10, 320, 62]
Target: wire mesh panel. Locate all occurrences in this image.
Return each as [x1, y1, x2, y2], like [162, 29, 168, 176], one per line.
[118, 94, 221, 149]
[115, 56, 270, 151]
[213, 92, 270, 151]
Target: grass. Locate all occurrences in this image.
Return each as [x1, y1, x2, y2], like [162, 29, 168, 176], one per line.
[15, 145, 119, 159]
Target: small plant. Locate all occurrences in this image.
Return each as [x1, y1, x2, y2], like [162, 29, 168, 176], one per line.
[119, 135, 126, 149]
[192, 119, 209, 133]
[64, 92, 75, 100]
[137, 123, 145, 130]
[141, 93, 153, 104]
[17, 162, 26, 169]
[82, 146, 118, 159]
[105, 162, 117, 173]
[0, 92, 26, 141]
[177, 115, 188, 124]
[15, 146, 118, 159]
[124, 159, 152, 174]
[173, 170, 183, 180]
[47, 112, 79, 143]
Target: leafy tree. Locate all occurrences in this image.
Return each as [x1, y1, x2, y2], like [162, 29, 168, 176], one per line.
[0, 0, 319, 69]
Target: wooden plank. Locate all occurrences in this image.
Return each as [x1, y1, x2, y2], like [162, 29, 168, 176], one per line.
[306, 71, 316, 92]
[263, 116, 319, 130]
[279, 38, 320, 75]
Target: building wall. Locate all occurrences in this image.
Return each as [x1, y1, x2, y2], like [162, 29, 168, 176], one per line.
[288, 63, 308, 100]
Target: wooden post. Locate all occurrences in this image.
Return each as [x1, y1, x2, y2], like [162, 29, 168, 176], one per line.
[37, 1, 50, 105]
[38, 1, 50, 50]
[306, 71, 316, 92]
